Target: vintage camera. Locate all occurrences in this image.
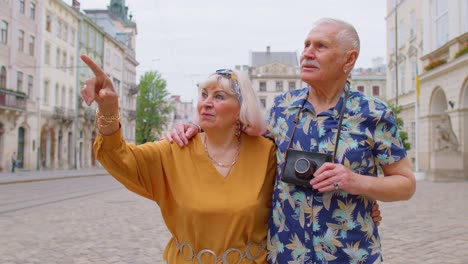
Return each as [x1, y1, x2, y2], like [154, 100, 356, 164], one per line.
[281, 149, 333, 187]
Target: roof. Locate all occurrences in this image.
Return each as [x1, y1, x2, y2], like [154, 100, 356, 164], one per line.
[251, 50, 299, 68]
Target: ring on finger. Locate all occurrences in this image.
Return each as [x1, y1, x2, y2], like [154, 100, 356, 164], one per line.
[333, 182, 339, 190]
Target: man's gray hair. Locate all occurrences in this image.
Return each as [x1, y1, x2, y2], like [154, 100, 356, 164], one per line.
[313, 18, 360, 54]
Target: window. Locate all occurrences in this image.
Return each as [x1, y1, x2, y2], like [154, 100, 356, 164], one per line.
[113, 78, 120, 95]
[71, 29, 76, 46]
[55, 84, 60, 106]
[260, 98, 266, 108]
[46, 15, 52, 32]
[259, 82, 266, 92]
[28, 35, 35, 56]
[275, 81, 283, 92]
[63, 23, 68, 42]
[19, 0, 25, 14]
[389, 28, 395, 52]
[30, 2, 36, 20]
[0, 66, 6, 88]
[80, 23, 87, 44]
[89, 29, 95, 47]
[27, 75, 33, 96]
[61, 86, 66, 107]
[56, 48, 60, 68]
[62, 51, 67, 71]
[44, 43, 50, 64]
[69, 87, 73, 108]
[399, 63, 406, 94]
[288, 81, 296, 90]
[105, 49, 110, 65]
[57, 20, 62, 39]
[411, 58, 417, 91]
[69, 56, 74, 75]
[398, 19, 405, 47]
[17, 71, 24, 91]
[435, 0, 449, 47]
[357, 85, 364, 93]
[1, 20, 8, 44]
[372, 86, 380, 96]
[43, 80, 49, 104]
[409, 10, 416, 39]
[18, 30, 24, 52]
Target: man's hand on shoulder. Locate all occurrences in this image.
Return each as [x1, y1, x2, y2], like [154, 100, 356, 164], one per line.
[165, 122, 200, 147]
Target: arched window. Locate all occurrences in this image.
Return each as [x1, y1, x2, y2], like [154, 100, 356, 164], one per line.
[0, 66, 6, 88]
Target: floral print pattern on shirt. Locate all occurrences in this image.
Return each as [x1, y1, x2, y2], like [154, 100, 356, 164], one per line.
[265, 87, 406, 264]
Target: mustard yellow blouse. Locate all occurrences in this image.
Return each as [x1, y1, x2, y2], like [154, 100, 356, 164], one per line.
[94, 130, 277, 263]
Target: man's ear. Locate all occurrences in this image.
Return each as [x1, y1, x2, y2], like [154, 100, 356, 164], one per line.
[343, 50, 358, 72]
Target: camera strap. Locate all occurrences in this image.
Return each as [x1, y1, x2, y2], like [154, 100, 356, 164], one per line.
[284, 82, 350, 162]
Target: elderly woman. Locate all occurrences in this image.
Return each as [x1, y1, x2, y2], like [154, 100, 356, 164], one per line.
[80, 54, 276, 263]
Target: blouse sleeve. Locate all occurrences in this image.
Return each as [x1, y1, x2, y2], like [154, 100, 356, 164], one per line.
[93, 128, 171, 204]
[372, 108, 407, 166]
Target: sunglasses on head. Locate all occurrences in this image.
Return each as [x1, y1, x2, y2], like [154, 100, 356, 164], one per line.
[215, 69, 243, 104]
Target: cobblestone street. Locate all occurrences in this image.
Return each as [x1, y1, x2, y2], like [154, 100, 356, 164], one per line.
[0, 175, 467, 264]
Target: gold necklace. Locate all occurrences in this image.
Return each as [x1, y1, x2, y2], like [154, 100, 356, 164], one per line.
[204, 135, 241, 168]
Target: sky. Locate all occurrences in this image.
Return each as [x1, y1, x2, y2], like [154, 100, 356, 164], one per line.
[70, 0, 389, 103]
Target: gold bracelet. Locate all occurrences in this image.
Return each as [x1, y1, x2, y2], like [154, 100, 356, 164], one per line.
[95, 109, 120, 129]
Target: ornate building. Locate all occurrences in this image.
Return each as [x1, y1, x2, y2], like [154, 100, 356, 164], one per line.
[0, 0, 138, 172]
[349, 57, 387, 101]
[84, 0, 138, 144]
[247, 46, 302, 116]
[386, 0, 468, 180]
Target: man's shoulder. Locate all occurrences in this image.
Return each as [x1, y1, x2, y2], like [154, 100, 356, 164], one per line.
[349, 90, 391, 112]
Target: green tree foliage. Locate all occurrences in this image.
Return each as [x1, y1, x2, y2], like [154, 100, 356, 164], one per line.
[390, 104, 411, 151]
[136, 71, 173, 144]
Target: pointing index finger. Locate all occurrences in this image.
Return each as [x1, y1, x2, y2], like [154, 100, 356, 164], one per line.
[80, 54, 105, 77]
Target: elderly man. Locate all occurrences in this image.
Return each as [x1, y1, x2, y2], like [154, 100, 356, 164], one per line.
[167, 18, 415, 263]
[265, 18, 415, 263]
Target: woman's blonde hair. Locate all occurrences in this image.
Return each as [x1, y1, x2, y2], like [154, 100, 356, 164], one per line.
[197, 69, 266, 136]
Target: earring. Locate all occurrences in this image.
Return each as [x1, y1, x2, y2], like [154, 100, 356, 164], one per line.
[235, 119, 241, 137]
[343, 69, 348, 74]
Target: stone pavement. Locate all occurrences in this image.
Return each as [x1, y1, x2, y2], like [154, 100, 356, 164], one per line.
[0, 167, 109, 185]
[0, 169, 467, 263]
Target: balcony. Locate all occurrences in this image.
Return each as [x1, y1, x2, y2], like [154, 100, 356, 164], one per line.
[127, 110, 136, 121]
[0, 88, 27, 111]
[52, 107, 74, 125]
[128, 84, 138, 95]
[84, 108, 96, 122]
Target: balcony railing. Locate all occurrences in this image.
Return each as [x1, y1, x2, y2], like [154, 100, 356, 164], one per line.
[127, 110, 136, 121]
[128, 84, 138, 95]
[0, 88, 27, 110]
[52, 107, 74, 124]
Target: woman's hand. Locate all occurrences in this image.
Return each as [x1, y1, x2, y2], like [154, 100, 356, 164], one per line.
[80, 54, 120, 135]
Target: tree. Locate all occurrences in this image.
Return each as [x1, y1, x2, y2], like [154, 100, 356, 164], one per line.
[389, 104, 411, 151]
[136, 71, 173, 144]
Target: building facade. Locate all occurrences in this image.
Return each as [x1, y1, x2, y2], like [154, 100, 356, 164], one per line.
[350, 57, 387, 101]
[0, 0, 42, 171]
[248, 46, 302, 116]
[84, 0, 138, 144]
[162, 95, 194, 138]
[386, 0, 468, 180]
[0, 0, 138, 172]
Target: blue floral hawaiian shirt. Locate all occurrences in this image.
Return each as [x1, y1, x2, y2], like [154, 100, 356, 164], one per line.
[265, 86, 406, 264]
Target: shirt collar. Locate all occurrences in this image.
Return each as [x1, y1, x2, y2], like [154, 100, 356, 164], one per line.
[287, 83, 351, 117]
